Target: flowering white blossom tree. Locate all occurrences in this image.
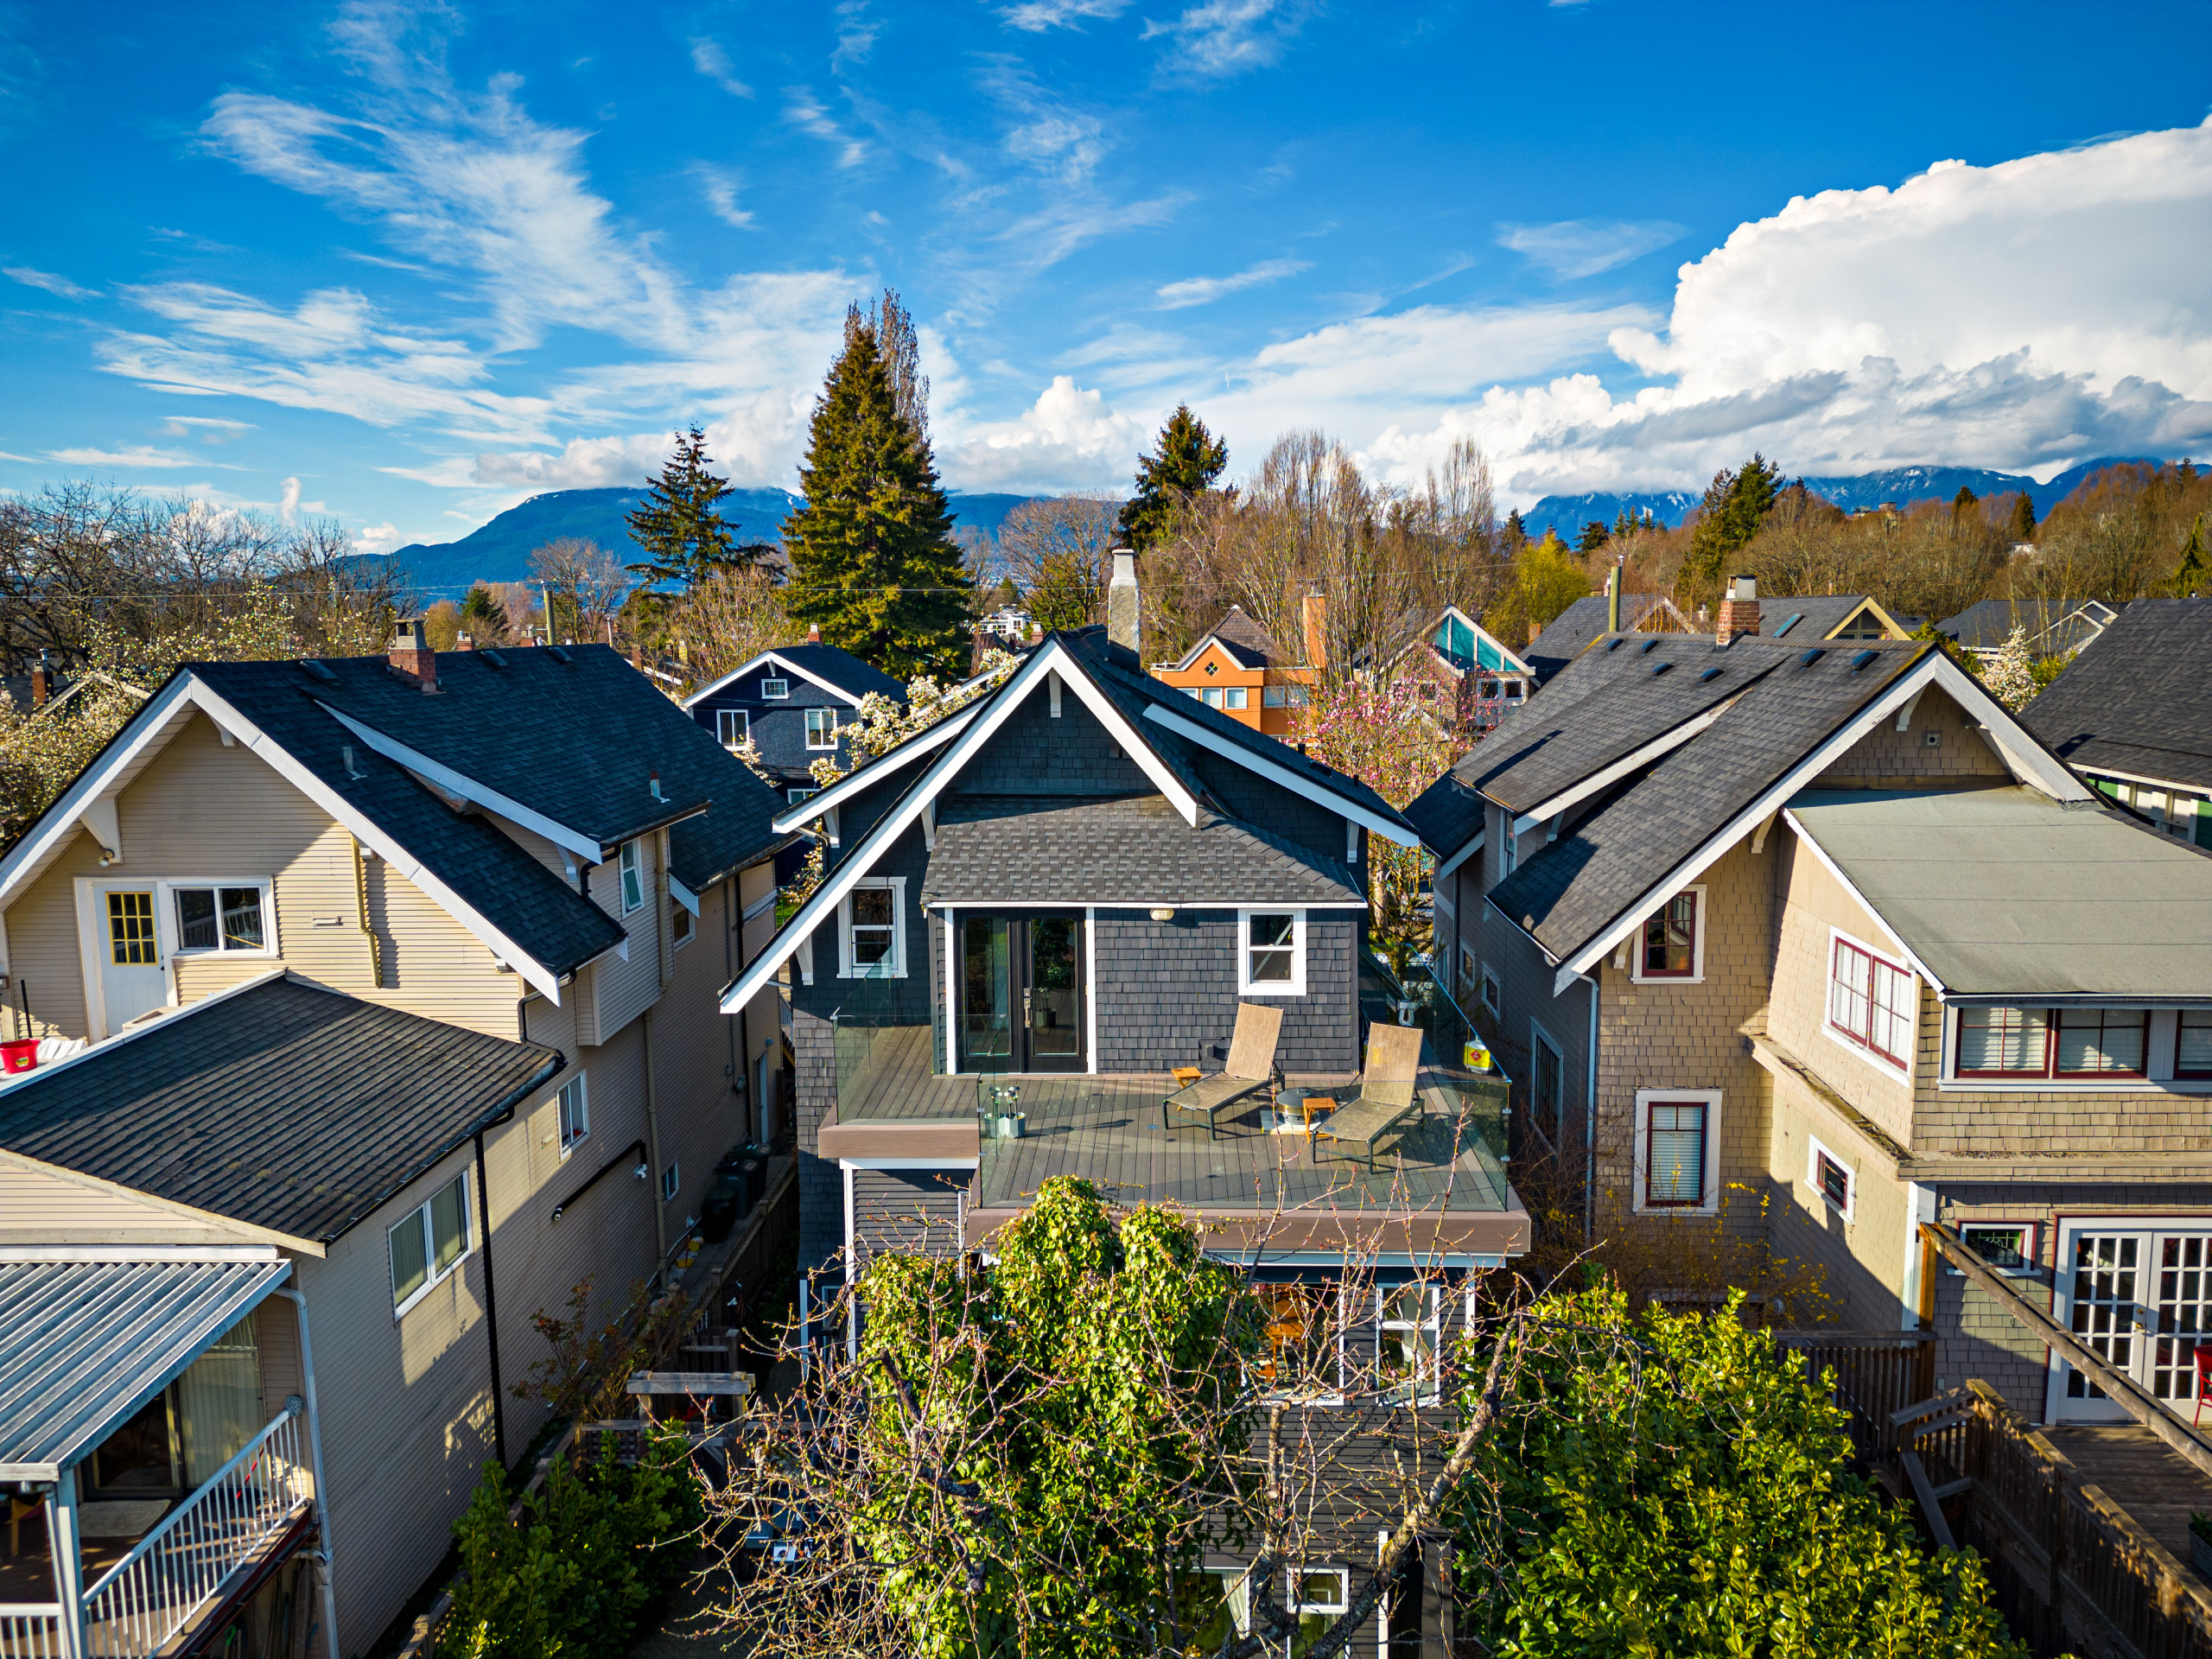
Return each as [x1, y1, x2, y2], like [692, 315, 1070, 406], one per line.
[1982, 625, 2039, 710]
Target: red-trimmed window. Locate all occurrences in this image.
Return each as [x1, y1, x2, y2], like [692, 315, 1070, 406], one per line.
[1828, 938, 1915, 1068]
[1643, 1101, 1707, 1209]
[1640, 892, 1697, 977]
[2055, 1007, 2147, 1077]
[2181, 1011, 2212, 1080]
[1955, 1006, 2050, 1077]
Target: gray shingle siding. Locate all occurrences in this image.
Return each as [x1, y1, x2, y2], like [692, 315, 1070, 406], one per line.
[1091, 908, 1357, 1073]
[1178, 746, 1348, 868]
[792, 1006, 841, 1277]
[793, 823, 935, 1027]
[849, 1167, 967, 1271]
[690, 677, 859, 779]
[950, 691, 1154, 797]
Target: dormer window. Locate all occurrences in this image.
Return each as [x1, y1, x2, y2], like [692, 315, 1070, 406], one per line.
[761, 677, 791, 700]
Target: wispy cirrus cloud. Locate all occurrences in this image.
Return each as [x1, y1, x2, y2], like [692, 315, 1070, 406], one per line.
[688, 38, 753, 99]
[691, 164, 755, 229]
[1155, 256, 1307, 309]
[6, 265, 95, 300]
[48, 444, 200, 469]
[785, 87, 868, 168]
[996, 0, 1129, 31]
[1497, 218, 1685, 280]
[1141, 0, 1307, 80]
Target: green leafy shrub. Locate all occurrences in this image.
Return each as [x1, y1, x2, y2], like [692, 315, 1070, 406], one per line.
[441, 1424, 705, 1659]
[1453, 1284, 2028, 1659]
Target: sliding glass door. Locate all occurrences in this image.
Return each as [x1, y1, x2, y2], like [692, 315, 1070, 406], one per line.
[959, 912, 1084, 1072]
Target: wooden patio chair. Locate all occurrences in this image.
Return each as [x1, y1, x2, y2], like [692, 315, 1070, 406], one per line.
[1313, 1023, 1427, 1172]
[1161, 1003, 1283, 1141]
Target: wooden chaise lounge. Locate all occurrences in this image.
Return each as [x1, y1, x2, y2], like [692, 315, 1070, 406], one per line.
[1160, 1002, 1283, 1141]
[1313, 1023, 1427, 1171]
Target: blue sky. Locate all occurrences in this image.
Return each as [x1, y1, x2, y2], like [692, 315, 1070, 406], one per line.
[3, 0, 2209, 556]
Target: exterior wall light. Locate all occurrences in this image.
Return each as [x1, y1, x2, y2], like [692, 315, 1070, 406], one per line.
[1149, 906, 1176, 922]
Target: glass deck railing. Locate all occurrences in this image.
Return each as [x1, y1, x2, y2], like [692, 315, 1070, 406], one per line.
[1362, 950, 1515, 1192]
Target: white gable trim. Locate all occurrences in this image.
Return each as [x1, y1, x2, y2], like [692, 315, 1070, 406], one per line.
[1140, 703, 1421, 848]
[769, 704, 984, 835]
[682, 649, 875, 710]
[1433, 830, 1486, 884]
[319, 706, 607, 861]
[1510, 700, 1738, 837]
[1777, 809, 1948, 993]
[721, 640, 1199, 1013]
[1433, 604, 1535, 676]
[1551, 652, 2087, 991]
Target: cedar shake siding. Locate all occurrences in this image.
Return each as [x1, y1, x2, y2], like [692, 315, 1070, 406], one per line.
[1091, 909, 1358, 1074]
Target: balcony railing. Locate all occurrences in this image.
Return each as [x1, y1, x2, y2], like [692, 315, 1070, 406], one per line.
[0, 1608, 63, 1659]
[79, 1403, 313, 1658]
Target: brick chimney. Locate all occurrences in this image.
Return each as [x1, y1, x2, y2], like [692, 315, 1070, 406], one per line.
[458, 632, 475, 651]
[1106, 550, 1141, 656]
[1303, 591, 1327, 669]
[806, 624, 822, 643]
[29, 652, 54, 710]
[1716, 575, 1759, 646]
[388, 618, 438, 691]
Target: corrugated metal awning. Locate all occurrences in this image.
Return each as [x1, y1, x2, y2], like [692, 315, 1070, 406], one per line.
[0, 1249, 292, 1480]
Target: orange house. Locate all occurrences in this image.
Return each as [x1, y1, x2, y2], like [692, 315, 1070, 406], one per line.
[1151, 598, 1324, 735]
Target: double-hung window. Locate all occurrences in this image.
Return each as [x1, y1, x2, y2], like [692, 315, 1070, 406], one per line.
[840, 877, 905, 977]
[2181, 1012, 2212, 1079]
[1238, 910, 1305, 995]
[1376, 1285, 1441, 1406]
[1635, 1090, 1719, 1214]
[1253, 1284, 1342, 1403]
[619, 840, 645, 914]
[1287, 1570, 1350, 1652]
[715, 709, 748, 749]
[2056, 1007, 2148, 1076]
[1529, 1022, 1563, 1143]
[804, 707, 840, 750]
[390, 1171, 470, 1316]
[171, 884, 269, 953]
[1637, 889, 1700, 979]
[557, 1075, 588, 1154]
[1828, 934, 1915, 1070]
[1955, 1006, 2147, 1079]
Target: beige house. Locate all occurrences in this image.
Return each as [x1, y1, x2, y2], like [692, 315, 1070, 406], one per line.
[0, 634, 791, 1659]
[1410, 582, 2212, 1427]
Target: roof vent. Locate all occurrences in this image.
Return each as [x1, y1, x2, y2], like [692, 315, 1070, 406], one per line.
[1850, 649, 1878, 671]
[1798, 647, 1827, 666]
[298, 659, 337, 682]
[1638, 638, 1662, 654]
[1649, 660, 1673, 677]
[1605, 637, 1625, 652]
[480, 648, 508, 670]
[547, 646, 572, 664]
[1699, 666, 1724, 683]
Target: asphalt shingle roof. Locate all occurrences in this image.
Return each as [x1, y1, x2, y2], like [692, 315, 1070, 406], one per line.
[2020, 597, 2212, 793]
[919, 792, 1362, 906]
[1525, 594, 1673, 680]
[1485, 639, 1930, 964]
[1937, 598, 2123, 653]
[1764, 596, 1881, 640]
[757, 642, 907, 702]
[0, 976, 559, 1243]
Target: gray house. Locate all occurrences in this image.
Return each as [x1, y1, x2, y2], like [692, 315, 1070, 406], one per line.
[682, 632, 906, 805]
[718, 599, 1529, 1654]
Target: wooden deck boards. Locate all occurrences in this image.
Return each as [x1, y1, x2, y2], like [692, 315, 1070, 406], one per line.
[2043, 1422, 2212, 1566]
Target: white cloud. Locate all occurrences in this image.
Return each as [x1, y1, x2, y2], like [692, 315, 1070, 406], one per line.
[278, 476, 302, 522]
[161, 416, 255, 443]
[352, 520, 403, 556]
[833, 2, 880, 69]
[1496, 218, 1684, 280]
[997, 0, 1129, 30]
[692, 164, 755, 229]
[5, 265, 95, 300]
[938, 375, 1142, 492]
[47, 444, 198, 469]
[1154, 257, 1308, 309]
[688, 38, 753, 99]
[1141, 0, 1306, 80]
[785, 87, 868, 169]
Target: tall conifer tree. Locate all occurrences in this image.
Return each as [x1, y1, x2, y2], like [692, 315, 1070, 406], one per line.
[626, 425, 765, 587]
[1116, 404, 1228, 552]
[782, 323, 971, 678]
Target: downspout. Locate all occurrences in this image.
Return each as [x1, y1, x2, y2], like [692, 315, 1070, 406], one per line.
[273, 1286, 340, 1659]
[1579, 971, 1599, 1241]
[643, 1007, 669, 1266]
[726, 874, 745, 1139]
[471, 1128, 506, 1469]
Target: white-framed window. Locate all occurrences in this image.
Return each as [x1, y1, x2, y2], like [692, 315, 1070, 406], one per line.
[787, 786, 818, 805]
[389, 1170, 471, 1318]
[1480, 965, 1502, 1017]
[1954, 1220, 2038, 1276]
[557, 1074, 588, 1154]
[661, 1162, 680, 1202]
[839, 875, 906, 978]
[1201, 686, 1225, 709]
[1805, 1133, 1854, 1222]
[170, 882, 273, 954]
[1827, 929, 1914, 1074]
[1287, 1567, 1349, 1649]
[1224, 686, 1248, 709]
[805, 706, 840, 750]
[761, 677, 791, 699]
[1631, 1089, 1721, 1216]
[715, 708, 748, 749]
[1376, 1284, 1441, 1406]
[671, 897, 694, 948]
[1529, 1021, 1563, 1145]
[1631, 885, 1705, 982]
[1237, 908, 1306, 996]
[619, 839, 645, 914]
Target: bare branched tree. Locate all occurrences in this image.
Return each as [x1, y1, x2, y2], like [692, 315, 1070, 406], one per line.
[528, 537, 630, 644]
[998, 495, 1118, 631]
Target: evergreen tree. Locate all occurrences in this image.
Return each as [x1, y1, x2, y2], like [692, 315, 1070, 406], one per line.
[1953, 484, 1980, 515]
[625, 426, 760, 588]
[2175, 513, 2207, 596]
[1683, 454, 1785, 589]
[1115, 404, 1228, 552]
[2010, 492, 2037, 542]
[459, 583, 509, 639]
[1502, 507, 1528, 550]
[782, 323, 972, 679]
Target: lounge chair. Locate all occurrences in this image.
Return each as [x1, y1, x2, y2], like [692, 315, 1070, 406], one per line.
[1313, 1023, 1427, 1172]
[1161, 1002, 1283, 1141]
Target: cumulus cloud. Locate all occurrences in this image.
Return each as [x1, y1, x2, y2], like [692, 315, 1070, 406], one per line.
[1496, 218, 1683, 280]
[352, 521, 403, 556]
[1154, 257, 1307, 309]
[938, 375, 1143, 492]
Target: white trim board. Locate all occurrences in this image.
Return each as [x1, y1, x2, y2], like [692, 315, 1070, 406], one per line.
[683, 647, 877, 711]
[1511, 700, 1737, 837]
[1140, 702, 1421, 847]
[1433, 830, 1484, 884]
[1551, 652, 2090, 993]
[769, 705, 985, 834]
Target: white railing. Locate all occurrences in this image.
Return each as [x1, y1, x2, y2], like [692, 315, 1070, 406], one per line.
[0, 1607, 65, 1659]
[80, 1405, 312, 1658]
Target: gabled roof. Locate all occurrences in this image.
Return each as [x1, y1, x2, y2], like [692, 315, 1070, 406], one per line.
[919, 793, 1363, 907]
[2019, 597, 2212, 793]
[1763, 595, 1909, 642]
[723, 626, 1416, 1013]
[0, 973, 559, 1249]
[1785, 786, 2212, 1000]
[1936, 597, 2124, 653]
[682, 641, 906, 709]
[1524, 594, 1697, 681]
[1425, 605, 1535, 678]
[1160, 605, 1281, 672]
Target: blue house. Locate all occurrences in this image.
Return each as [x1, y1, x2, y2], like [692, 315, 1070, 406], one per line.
[682, 631, 908, 805]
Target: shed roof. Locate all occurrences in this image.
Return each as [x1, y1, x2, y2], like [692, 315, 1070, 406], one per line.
[0, 1250, 291, 1478]
[2020, 597, 2212, 793]
[1785, 786, 2212, 999]
[0, 974, 560, 1245]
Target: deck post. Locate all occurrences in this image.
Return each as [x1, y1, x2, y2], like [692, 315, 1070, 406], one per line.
[48, 1474, 85, 1659]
